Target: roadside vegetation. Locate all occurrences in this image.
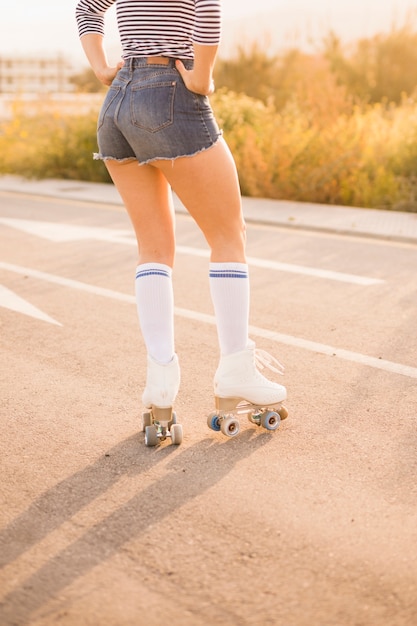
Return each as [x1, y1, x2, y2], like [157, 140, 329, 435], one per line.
[2, 25, 417, 210]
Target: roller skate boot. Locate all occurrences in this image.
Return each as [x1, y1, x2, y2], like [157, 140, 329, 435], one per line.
[208, 340, 288, 438]
[141, 354, 183, 446]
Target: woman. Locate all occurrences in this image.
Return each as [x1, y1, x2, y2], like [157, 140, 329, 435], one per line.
[75, 0, 287, 441]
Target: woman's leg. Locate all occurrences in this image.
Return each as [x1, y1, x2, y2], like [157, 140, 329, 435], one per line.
[153, 140, 287, 411]
[153, 137, 246, 263]
[105, 159, 177, 367]
[153, 138, 250, 356]
[105, 159, 176, 266]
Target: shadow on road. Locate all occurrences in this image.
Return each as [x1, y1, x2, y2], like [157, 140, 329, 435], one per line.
[0, 429, 273, 625]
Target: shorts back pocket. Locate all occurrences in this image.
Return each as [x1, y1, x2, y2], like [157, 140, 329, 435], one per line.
[130, 81, 176, 132]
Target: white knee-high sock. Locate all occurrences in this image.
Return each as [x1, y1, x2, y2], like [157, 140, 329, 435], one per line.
[135, 263, 175, 364]
[209, 262, 250, 356]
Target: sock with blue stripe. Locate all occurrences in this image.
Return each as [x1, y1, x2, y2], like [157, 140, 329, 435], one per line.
[135, 263, 175, 364]
[209, 262, 250, 355]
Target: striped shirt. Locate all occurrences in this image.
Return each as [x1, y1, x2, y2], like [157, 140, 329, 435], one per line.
[75, 0, 222, 60]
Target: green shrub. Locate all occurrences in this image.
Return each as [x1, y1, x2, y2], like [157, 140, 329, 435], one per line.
[324, 25, 417, 104]
[0, 100, 110, 182]
[2, 40, 417, 211]
[211, 91, 416, 210]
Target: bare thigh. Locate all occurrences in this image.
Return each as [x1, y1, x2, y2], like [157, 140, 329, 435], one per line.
[105, 159, 176, 266]
[153, 137, 247, 263]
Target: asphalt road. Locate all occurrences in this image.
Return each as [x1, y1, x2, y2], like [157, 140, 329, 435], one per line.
[1, 189, 416, 626]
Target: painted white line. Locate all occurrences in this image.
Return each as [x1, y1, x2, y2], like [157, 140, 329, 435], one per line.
[247, 256, 383, 286]
[176, 308, 417, 380]
[0, 217, 134, 243]
[0, 262, 134, 304]
[0, 284, 61, 325]
[247, 326, 417, 380]
[0, 218, 384, 286]
[1, 261, 414, 379]
[176, 246, 384, 286]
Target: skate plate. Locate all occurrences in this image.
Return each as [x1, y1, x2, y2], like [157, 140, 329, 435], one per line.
[207, 398, 288, 438]
[142, 407, 183, 446]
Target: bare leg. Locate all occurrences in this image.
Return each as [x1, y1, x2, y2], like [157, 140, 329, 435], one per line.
[153, 137, 246, 263]
[105, 159, 176, 266]
[105, 158, 177, 365]
[151, 138, 249, 354]
[105, 138, 244, 263]
[151, 140, 287, 426]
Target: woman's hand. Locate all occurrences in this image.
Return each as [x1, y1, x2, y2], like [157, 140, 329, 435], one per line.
[80, 34, 124, 87]
[95, 60, 125, 86]
[175, 59, 214, 96]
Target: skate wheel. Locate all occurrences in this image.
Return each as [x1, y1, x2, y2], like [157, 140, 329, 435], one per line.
[144, 425, 158, 447]
[261, 410, 280, 431]
[171, 423, 183, 445]
[221, 416, 240, 438]
[207, 412, 221, 432]
[142, 411, 152, 432]
[278, 405, 289, 420]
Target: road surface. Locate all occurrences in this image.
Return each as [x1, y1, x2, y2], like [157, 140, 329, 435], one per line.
[1, 189, 416, 625]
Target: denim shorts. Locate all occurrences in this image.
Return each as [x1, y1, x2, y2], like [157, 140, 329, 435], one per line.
[95, 57, 222, 165]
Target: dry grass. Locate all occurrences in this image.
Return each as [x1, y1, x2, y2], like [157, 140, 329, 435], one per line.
[2, 31, 417, 210]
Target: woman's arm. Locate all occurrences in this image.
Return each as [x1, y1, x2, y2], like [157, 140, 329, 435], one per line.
[80, 33, 124, 86]
[175, 43, 217, 95]
[175, 0, 221, 95]
[76, 0, 121, 86]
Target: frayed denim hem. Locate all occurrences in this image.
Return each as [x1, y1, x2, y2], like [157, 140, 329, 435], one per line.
[93, 132, 222, 166]
[139, 135, 222, 165]
[93, 153, 137, 163]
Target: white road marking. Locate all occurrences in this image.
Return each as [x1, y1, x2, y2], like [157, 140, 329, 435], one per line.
[1, 262, 415, 379]
[0, 218, 384, 286]
[0, 262, 134, 303]
[176, 246, 383, 286]
[0, 284, 61, 325]
[0, 217, 133, 244]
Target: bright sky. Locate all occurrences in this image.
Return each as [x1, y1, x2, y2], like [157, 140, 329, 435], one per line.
[1, 0, 416, 65]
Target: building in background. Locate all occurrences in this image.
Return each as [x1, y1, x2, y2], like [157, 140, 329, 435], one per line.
[0, 55, 75, 94]
[0, 55, 103, 121]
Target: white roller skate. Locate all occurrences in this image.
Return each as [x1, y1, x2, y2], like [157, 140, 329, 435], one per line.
[141, 354, 183, 446]
[208, 341, 288, 438]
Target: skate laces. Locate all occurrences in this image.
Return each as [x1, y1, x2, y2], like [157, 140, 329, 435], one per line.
[254, 349, 285, 375]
